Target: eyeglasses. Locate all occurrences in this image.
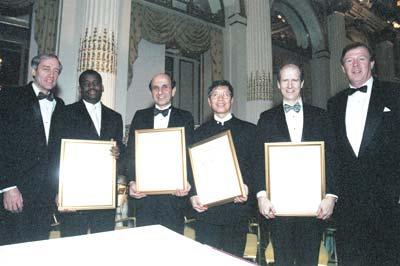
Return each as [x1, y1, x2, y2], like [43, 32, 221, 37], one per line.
[209, 92, 231, 100]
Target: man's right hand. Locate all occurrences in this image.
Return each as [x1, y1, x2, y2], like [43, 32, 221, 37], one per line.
[258, 196, 276, 219]
[190, 195, 208, 213]
[4, 187, 23, 213]
[128, 181, 147, 199]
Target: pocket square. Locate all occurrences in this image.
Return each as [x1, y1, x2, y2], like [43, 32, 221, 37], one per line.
[383, 107, 391, 112]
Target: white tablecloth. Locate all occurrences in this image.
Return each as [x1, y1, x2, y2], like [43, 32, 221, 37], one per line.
[0, 225, 255, 266]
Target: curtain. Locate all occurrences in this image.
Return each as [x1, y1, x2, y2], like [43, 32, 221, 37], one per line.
[34, 0, 59, 54]
[128, 1, 223, 86]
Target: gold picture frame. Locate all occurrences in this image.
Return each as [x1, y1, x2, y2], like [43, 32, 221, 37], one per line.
[189, 130, 246, 207]
[265, 141, 326, 216]
[58, 139, 116, 211]
[135, 127, 187, 194]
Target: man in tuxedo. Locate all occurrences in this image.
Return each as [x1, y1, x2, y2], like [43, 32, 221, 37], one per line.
[327, 42, 400, 266]
[254, 63, 335, 266]
[57, 69, 124, 237]
[126, 73, 194, 234]
[0, 54, 65, 245]
[189, 80, 256, 257]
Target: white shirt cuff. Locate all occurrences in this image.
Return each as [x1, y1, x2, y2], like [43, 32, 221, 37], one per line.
[256, 190, 267, 198]
[0, 186, 17, 194]
[326, 193, 338, 201]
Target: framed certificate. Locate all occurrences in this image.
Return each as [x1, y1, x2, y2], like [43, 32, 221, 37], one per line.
[265, 142, 325, 216]
[58, 139, 116, 211]
[135, 127, 187, 194]
[189, 130, 246, 207]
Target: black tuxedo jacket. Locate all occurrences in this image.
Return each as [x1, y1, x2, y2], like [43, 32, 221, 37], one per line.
[327, 80, 400, 222]
[126, 106, 194, 181]
[0, 82, 65, 208]
[253, 103, 329, 193]
[61, 100, 123, 146]
[54, 100, 124, 209]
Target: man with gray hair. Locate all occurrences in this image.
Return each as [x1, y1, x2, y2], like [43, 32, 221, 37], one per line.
[0, 54, 65, 245]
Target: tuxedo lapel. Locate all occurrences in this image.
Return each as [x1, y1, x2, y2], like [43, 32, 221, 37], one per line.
[77, 100, 99, 138]
[100, 104, 114, 139]
[167, 107, 179, 128]
[302, 105, 311, 141]
[334, 92, 359, 157]
[48, 97, 64, 142]
[100, 104, 108, 138]
[276, 106, 291, 141]
[358, 85, 383, 156]
[27, 85, 47, 146]
[146, 107, 155, 129]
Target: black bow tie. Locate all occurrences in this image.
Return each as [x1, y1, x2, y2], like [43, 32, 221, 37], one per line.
[348, 86, 367, 96]
[37, 91, 54, 101]
[154, 107, 171, 117]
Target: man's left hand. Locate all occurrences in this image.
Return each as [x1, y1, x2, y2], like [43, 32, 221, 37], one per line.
[234, 184, 248, 203]
[317, 196, 336, 220]
[174, 183, 191, 197]
[110, 145, 120, 160]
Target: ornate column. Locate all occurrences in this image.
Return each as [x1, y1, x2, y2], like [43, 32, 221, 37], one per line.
[310, 50, 330, 108]
[224, 0, 247, 119]
[375, 40, 395, 82]
[328, 11, 348, 96]
[78, 0, 118, 108]
[246, 0, 273, 124]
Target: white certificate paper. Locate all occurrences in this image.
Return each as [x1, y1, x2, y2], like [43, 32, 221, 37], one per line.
[58, 139, 116, 211]
[135, 127, 187, 194]
[189, 130, 245, 207]
[265, 142, 325, 216]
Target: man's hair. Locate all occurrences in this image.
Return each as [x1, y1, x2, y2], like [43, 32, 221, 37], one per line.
[31, 54, 63, 74]
[148, 74, 176, 91]
[277, 63, 304, 82]
[340, 42, 375, 65]
[79, 69, 103, 87]
[207, 80, 234, 97]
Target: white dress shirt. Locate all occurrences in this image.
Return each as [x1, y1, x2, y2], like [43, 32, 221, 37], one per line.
[284, 98, 304, 143]
[214, 113, 232, 125]
[154, 104, 172, 129]
[83, 100, 102, 136]
[33, 83, 56, 143]
[345, 77, 373, 156]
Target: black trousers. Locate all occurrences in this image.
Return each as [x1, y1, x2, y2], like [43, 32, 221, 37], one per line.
[336, 216, 400, 266]
[195, 220, 248, 258]
[59, 209, 115, 237]
[0, 206, 53, 246]
[270, 217, 323, 266]
[129, 197, 186, 235]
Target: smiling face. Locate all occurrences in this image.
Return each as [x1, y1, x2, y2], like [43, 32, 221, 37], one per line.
[341, 46, 375, 88]
[150, 74, 176, 108]
[277, 64, 303, 104]
[31, 57, 60, 92]
[208, 85, 233, 118]
[80, 73, 104, 104]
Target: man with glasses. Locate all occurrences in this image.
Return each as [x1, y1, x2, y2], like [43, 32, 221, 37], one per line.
[189, 80, 256, 257]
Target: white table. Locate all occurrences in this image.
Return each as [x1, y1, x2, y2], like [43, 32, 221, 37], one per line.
[0, 225, 255, 266]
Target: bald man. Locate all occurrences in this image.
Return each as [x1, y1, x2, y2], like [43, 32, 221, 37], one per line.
[126, 73, 194, 234]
